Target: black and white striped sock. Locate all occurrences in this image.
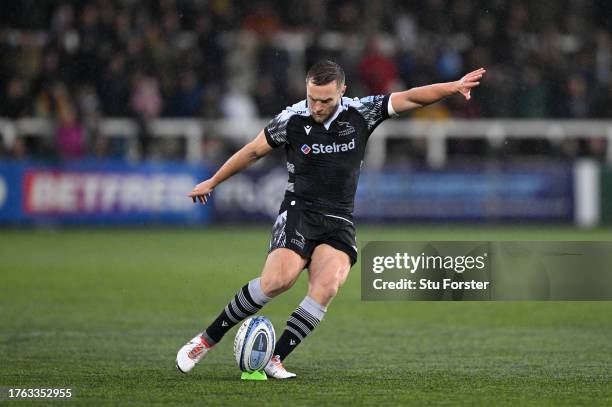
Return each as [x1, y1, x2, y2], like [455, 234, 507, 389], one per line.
[203, 277, 271, 345]
[274, 296, 327, 361]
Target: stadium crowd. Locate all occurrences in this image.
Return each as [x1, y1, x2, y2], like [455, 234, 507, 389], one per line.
[0, 0, 610, 160]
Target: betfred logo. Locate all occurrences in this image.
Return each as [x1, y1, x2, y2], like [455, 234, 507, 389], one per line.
[303, 138, 356, 155]
[23, 171, 195, 214]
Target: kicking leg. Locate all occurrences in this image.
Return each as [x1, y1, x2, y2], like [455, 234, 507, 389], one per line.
[204, 248, 306, 344]
[176, 248, 307, 373]
[266, 244, 351, 378]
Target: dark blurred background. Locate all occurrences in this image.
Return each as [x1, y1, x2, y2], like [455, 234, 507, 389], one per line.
[1, 0, 611, 161]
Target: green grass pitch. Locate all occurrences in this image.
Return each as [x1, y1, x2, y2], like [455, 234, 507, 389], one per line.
[1, 226, 611, 406]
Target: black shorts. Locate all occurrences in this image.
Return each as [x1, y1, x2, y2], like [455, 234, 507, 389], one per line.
[268, 199, 358, 266]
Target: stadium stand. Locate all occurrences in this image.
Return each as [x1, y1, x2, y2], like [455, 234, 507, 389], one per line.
[0, 0, 610, 161]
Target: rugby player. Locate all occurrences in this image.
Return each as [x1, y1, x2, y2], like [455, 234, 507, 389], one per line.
[176, 61, 485, 378]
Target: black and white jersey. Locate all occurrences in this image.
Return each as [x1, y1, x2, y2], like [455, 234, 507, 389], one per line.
[264, 95, 397, 218]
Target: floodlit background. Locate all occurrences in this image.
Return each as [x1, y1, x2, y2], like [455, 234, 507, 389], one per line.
[1, 1, 611, 405]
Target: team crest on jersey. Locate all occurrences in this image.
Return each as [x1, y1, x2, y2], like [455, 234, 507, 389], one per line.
[337, 121, 356, 137]
[304, 125, 312, 135]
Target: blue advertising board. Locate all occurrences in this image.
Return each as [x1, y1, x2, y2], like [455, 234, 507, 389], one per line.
[212, 163, 574, 223]
[0, 161, 573, 224]
[0, 161, 211, 224]
[354, 164, 573, 222]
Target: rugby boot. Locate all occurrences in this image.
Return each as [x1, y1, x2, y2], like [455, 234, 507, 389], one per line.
[264, 355, 297, 379]
[176, 333, 213, 373]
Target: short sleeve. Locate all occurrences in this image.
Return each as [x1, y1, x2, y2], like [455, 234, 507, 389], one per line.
[264, 110, 292, 148]
[349, 94, 393, 134]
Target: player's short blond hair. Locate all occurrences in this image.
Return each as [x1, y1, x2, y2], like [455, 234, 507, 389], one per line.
[306, 60, 345, 89]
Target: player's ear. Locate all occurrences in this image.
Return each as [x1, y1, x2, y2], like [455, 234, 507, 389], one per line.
[340, 84, 346, 97]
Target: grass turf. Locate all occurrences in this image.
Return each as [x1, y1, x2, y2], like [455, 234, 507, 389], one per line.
[0, 226, 611, 406]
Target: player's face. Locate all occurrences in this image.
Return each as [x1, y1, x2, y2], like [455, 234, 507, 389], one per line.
[307, 80, 346, 123]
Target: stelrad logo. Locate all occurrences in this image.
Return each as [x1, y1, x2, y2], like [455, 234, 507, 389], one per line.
[301, 138, 355, 155]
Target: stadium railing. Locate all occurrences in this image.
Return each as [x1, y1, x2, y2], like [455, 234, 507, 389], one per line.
[1, 118, 612, 167]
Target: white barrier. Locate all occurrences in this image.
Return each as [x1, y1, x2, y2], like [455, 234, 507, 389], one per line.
[1, 118, 612, 167]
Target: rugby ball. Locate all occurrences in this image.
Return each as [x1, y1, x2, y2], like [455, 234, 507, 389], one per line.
[233, 316, 275, 372]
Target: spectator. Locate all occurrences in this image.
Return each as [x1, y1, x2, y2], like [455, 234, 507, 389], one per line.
[130, 73, 163, 158]
[130, 74, 163, 120]
[220, 83, 258, 119]
[358, 39, 399, 95]
[97, 53, 130, 116]
[165, 70, 203, 117]
[0, 78, 28, 118]
[513, 65, 549, 118]
[53, 81, 86, 160]
[57, 108, 86, 159]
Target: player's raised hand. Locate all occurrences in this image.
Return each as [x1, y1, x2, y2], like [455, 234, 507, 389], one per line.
[457, 68, 486, 100]
[188, 179, 215, 204]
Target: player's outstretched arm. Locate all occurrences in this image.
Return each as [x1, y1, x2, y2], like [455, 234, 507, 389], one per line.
[188, 130, 272, 204]
[390, 68, 486, 114]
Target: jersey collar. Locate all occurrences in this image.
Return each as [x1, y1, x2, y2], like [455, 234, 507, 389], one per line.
[306, 98, 347, 130]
